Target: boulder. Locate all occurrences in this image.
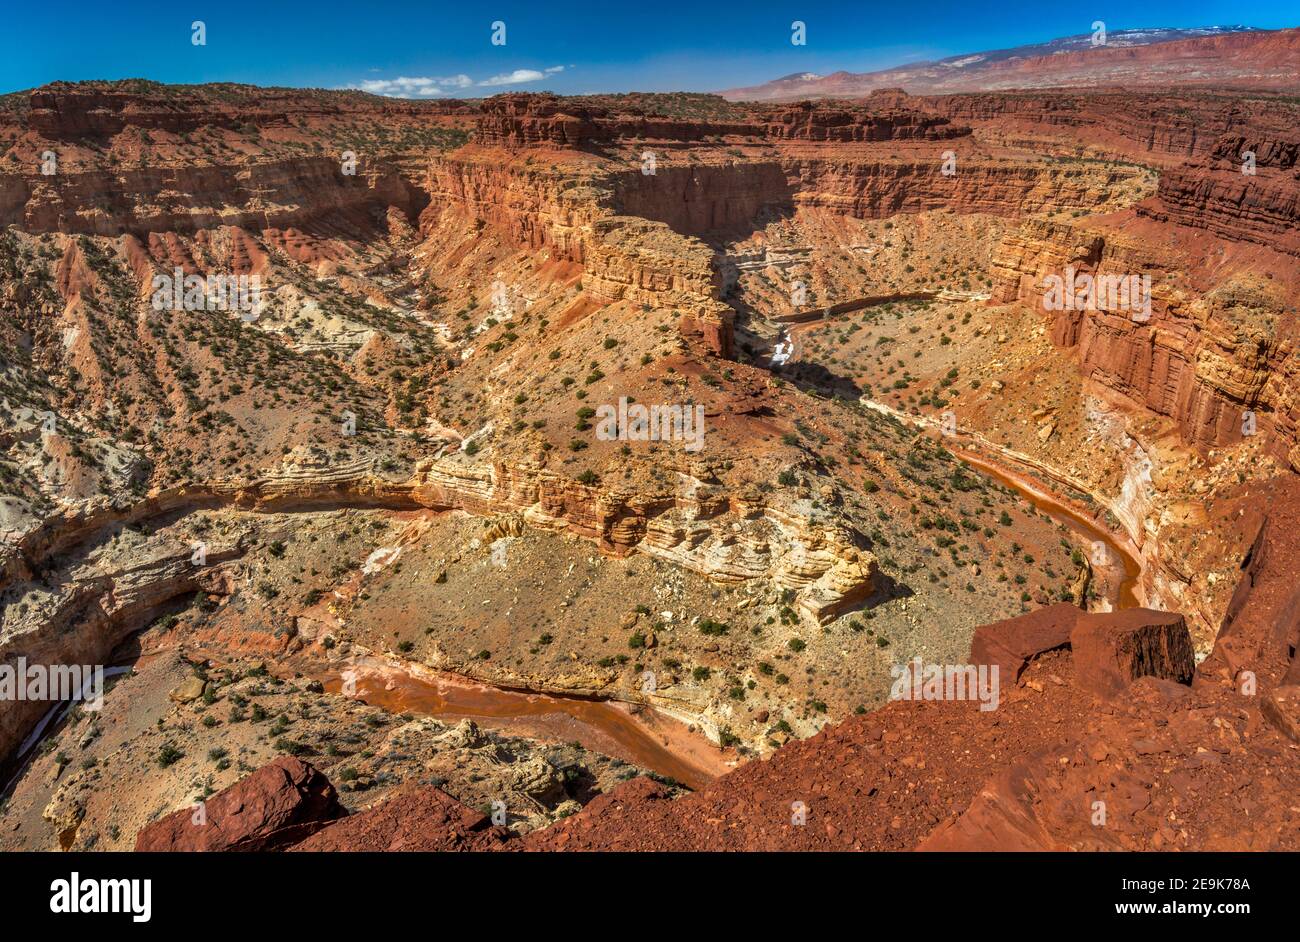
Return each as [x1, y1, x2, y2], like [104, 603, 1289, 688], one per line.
[1069, 609, 1194, 698]
[168, 675, 207, 703]
[968, 603, 1079, 684]
[134, 757, 343, 851]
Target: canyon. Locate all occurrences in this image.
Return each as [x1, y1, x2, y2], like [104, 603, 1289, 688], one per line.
[1, 59, 1297, 852]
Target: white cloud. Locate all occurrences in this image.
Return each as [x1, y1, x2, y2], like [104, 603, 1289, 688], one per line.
[344, 66, 566, 97]
[478, 65, 565, 87]
[346, 74, 473, 97]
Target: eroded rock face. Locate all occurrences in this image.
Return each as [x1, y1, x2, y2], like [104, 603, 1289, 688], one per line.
[0, 534, 242, 762]
[922, 90, 1300, 162]
[408, 456, 879, 623]
[421, 156, 735, 357]
[608, 159, 1141, 237]
[134, 757, 343, 851]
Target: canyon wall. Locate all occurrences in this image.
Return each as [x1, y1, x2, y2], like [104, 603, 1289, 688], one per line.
[1141, 165, 1300, 256]
[23, 84, 472, 138]
[0, 157, 425, 237]
[420, 156, 602, 259]
[918, 91, 1300, 171]
[923, 93, 1219, 158]
[474, 93, 970, 149]
[420, 155, 735, 356]
[607, 159, 1144, 237]
[785, 159, 1139, 219]
[419, 149, 1149, 360]
[0, 541, 242, 771]
[608, 163, 794, 234]
[992, 216, 1298, 456]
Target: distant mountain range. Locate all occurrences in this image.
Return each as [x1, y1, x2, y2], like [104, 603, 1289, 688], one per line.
[721, 26, 1300, 100]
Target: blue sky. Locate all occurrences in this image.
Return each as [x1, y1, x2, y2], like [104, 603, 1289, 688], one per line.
[1, 0, 1295, 96]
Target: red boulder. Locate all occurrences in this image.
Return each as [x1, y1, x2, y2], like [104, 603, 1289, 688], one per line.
[1070, 609, 1194, 698]
[134, 757, 344, 852]
[968, 603, 1079, 684]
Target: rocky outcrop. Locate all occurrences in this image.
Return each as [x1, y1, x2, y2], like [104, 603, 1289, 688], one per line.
[134, 757, 344, 851]
[968, 605, 1194, 697]
[408, 456, 877, 622]
[581, 216, 735, 357]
